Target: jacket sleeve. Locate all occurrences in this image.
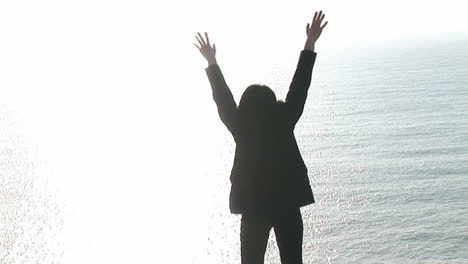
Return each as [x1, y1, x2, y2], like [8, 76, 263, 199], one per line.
[205, 64, 238, 134]
[285, 50, 317, 124]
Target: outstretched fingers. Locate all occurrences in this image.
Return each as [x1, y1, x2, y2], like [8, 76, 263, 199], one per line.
[195, 36, 203, 48]
[196, 32, 206, 46]
[314, 11, 324, 26]
[205, 32, 211, 46]
[321, 21, 328, 29]
[194, 31, 216, 59]
[312, 11, 328, 29]
[195, 32, 214, 49]
[318, 11, 327, 29]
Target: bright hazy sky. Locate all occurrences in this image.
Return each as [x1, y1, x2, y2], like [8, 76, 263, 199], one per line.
[0, 0, 467, 263]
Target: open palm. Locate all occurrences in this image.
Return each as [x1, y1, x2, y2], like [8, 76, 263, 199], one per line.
[194, 32, 217, 65]
[306, 11, 328, 43]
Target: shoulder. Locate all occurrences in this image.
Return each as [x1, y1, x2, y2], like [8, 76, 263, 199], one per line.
[275, 101, 295, 129]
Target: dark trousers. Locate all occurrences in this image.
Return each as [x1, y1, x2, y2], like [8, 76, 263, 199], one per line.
[240, 208, 303, 264]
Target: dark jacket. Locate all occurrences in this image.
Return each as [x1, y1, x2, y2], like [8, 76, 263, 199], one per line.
[205, 50, 317, 214]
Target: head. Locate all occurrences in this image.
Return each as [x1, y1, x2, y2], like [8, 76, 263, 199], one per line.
[238, 84, 277, 116]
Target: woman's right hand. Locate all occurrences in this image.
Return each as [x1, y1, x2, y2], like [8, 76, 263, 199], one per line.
[195, 32, 217, 66]
[304, 10, 328, 51]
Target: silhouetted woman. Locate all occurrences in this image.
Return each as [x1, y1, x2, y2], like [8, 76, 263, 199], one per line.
[195, 10, 328, 264]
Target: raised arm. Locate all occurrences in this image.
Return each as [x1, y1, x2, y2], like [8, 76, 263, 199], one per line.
[195, 32, 237, 134]
[286, 11, 328, 124]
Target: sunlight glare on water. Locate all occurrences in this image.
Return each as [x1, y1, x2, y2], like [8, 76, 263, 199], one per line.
[1, 0, 467, 263]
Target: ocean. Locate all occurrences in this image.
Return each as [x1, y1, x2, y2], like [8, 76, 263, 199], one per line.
[201, 37, 468, 263]
[1, 36, 467, 263]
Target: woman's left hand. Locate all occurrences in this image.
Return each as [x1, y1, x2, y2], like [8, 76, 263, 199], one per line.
[195, 32, 217, 66]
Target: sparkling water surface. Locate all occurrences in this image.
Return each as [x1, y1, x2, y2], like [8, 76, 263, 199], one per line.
[203, 38, 468, 263]
[1, 38, 467, 263]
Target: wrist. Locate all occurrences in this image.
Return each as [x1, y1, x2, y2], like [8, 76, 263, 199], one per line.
[207, 58, 217, 66]
[304, 39, 315, 51]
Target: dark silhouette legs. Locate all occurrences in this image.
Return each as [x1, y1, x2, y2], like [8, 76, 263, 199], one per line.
[241, 208, 303, 264]
[275, 209, 303, 264]
[241, 213, 270, 264]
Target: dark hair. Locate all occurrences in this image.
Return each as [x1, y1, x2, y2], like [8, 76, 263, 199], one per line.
[238, 84, 277, 115]
[237, 85, 278, 135]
